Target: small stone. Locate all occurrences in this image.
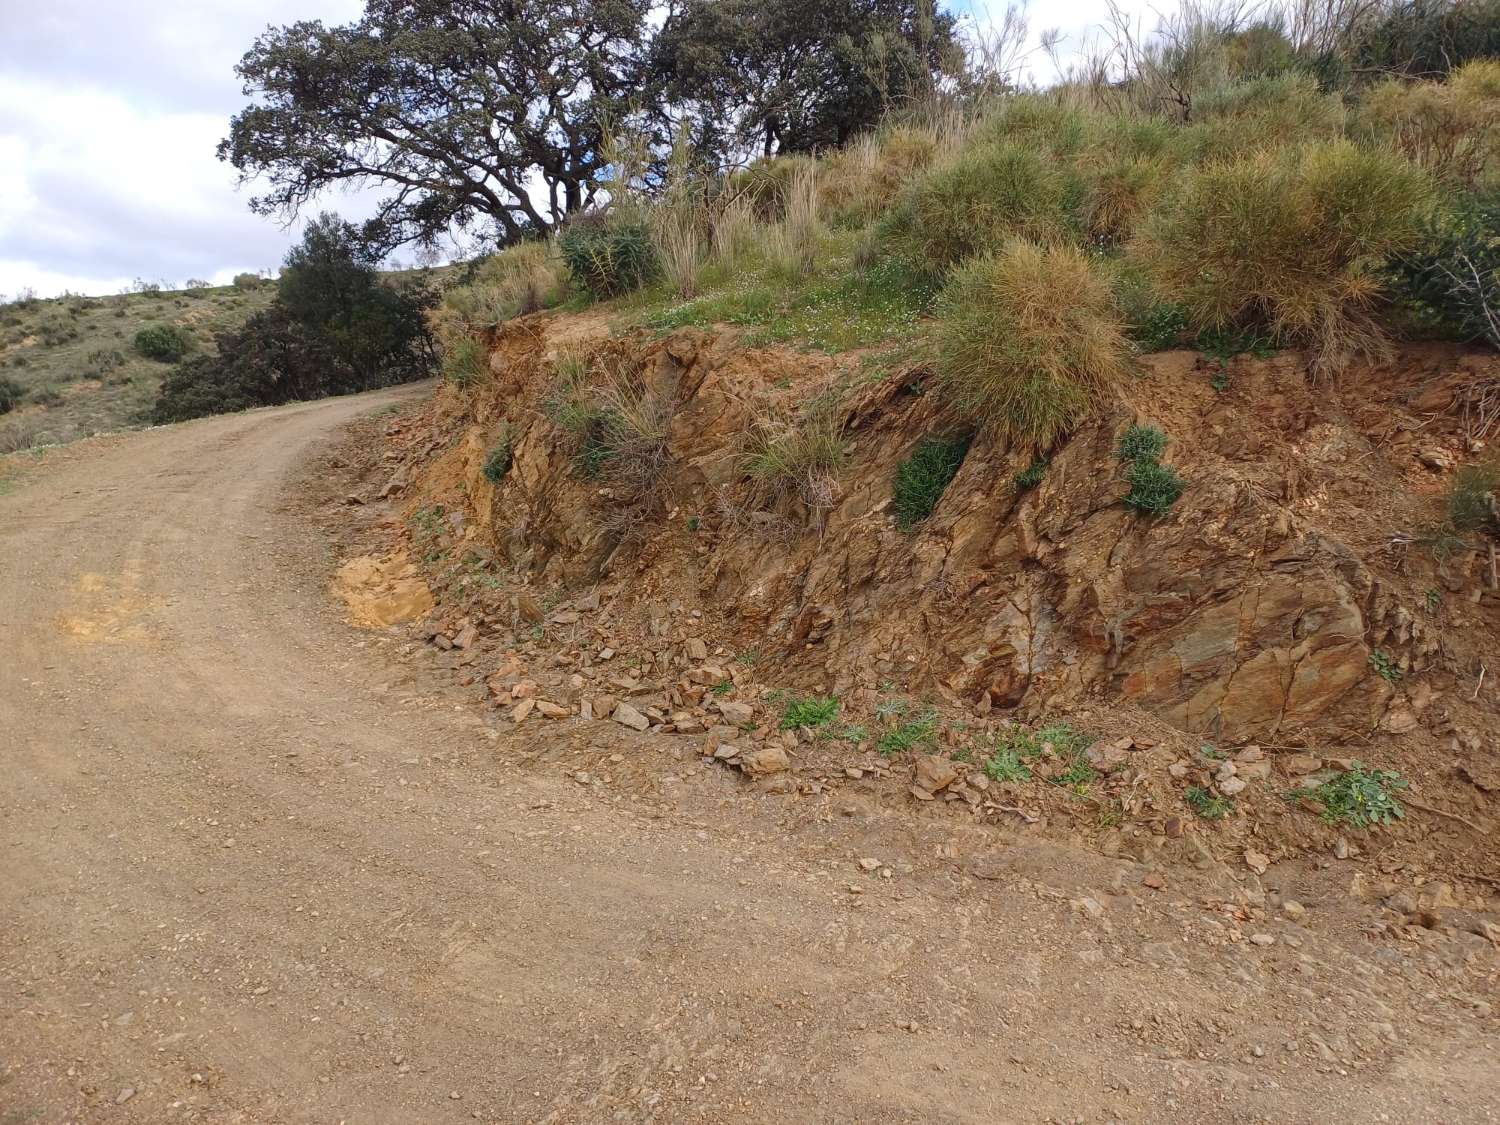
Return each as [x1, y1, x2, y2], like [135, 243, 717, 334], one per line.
[1218, 776, 1247, 796]
[716, 700, 754, 726]
[1071, 896, 1105, 920]
[1168, 761, 1189, 780]
[116, 1088, 136, 1105]
[1142, 873, 1166, 890]
[858, 857, 882, 872]
[1334, 837, 1350, 860]
[452, 622, 478, 650]
[912, 754, 959, 793]
[1243, 849, 1270, 875]
[612, 703, 650, 731]
[1249, 932, 1275, 946]
[511, 681, 540, 699]
[1282, 754, 1322, 775]
[1281, 899, 1306, 920]
[534, 700, 568, 719]
[739, 746, 791, 777]
[510, 698, 535, 724]
[1163, 816, 1184, 838]
[598, 646, 616, 661]
[516, 592, 544, 623]
[685, 638, 709, 661]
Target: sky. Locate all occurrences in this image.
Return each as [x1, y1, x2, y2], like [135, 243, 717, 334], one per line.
[0, 0, 1173, 298]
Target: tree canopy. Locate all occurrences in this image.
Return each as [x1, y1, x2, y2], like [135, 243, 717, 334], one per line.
[220, 0, 959, 250]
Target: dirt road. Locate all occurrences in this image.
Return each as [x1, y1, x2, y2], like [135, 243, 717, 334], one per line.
[2, 389, 1496, 1124]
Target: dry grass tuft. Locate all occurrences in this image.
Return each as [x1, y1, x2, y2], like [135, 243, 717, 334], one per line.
[1133, 140, 1432, 374]
[935, 239, 1131, 448]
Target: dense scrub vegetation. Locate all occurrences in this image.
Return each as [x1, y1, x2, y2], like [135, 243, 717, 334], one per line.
[421, 0, 1500, 489]
[152, 216, 433, 423]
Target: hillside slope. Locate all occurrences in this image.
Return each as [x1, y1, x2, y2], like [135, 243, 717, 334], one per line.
[354, 313, 1500, 885]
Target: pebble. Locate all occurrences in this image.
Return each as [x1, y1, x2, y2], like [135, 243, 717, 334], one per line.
[1249, 932, 1275, 946]
[116, 1088, 136, 1105]
[1281, 899, 1306, 920]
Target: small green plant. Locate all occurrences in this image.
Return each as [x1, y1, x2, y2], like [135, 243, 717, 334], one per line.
[1013, 458, 1048, 490]
[780, 695, 839, 730]
[877, 709, 939, 756]
[1129, 302, 1189, 352]
[1424, 588, 1442, 612]
[481, 428, 513, 483]
[710, 678, 734, 698]
[1116, 423, 1168, 463]
[1185, 786, 1234, 820]
[1368, 649, 1403, 683]
[686, 515, 701, 532]
[1124, 460, 1186, 515]
[133, 323, 193, 362]
[893, 434, 971, 530]
[982, 744, 1033, 783]
[1312, 763, 1409, 828]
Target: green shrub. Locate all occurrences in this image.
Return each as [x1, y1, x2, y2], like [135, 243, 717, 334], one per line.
[880, 142, 1080, 274]
[1185, 73, 1346, 156]
[1134, 141, 1431, 373]
[1124, 459, 1186, 515]
[232, 273, 267, 289]
[0, 375, 24, 414]
[1116, 423, 1168, 462]
[893, 434, 971, 530]
[935, 240, 1131, 447]
[482, 428, 513, 484]
[558, 215, 659, 298]
[1392, 189, 1500, 348]
[442, 337, 487, 385]
[133, 323, 194, 362]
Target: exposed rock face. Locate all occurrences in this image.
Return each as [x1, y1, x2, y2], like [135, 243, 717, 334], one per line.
[400, 318, 1489, 747]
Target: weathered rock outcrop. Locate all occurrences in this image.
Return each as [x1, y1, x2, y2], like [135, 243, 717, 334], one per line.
[398, 317, 1496, 749]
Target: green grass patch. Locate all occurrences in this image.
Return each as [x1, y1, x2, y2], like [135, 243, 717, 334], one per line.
[1123, 459, 1187, 516]
[1115, 423, 1168, 462]
[893, 434, 971, 530]
[779, 695, 840, 730]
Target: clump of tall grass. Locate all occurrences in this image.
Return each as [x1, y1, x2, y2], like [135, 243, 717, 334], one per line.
[934, 239, 1131, 448]
[820, 126, 940, 224]
[1356, 59, 1500, 187]
[766, 164, 822, 279]
[879, 142, 1080, 275]
[429, 240, 565, 349]
[1133, 140, 1432, 374]
[740, 394, 848, 520]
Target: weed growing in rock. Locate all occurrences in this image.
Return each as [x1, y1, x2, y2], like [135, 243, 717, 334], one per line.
[741, 395, 848, 519]
[1116, 424, 1168, 462]
[893, 433, 971, 530]
[780, 695, 839, 730]
[1313, 763, 1408, 828]
[1128, 302, 1189, 352]
[482, 427, 513, 484]
[1368, 649, 1403, 683]
[1185, 786, 1234, 820]
[1013, 458, 1048, 490]
[1124, 460, 1187, 515]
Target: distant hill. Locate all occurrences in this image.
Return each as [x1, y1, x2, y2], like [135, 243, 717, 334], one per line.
[0, 266, 455, 453]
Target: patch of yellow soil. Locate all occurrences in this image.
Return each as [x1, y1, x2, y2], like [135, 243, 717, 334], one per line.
[333, 551, 435, 627]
